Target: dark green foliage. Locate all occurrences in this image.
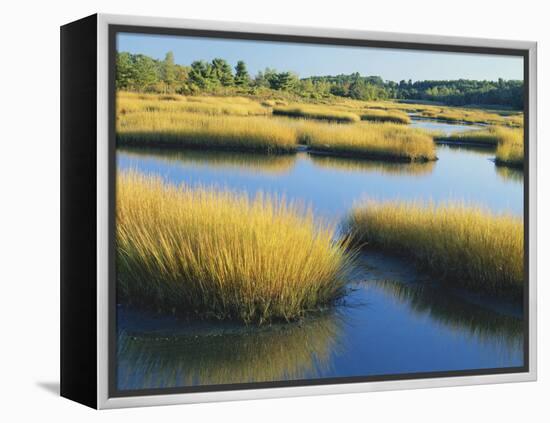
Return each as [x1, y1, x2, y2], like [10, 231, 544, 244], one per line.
[115, 51, 523, 109]
[161, 51, 176, 90]
[395, 78, 524, 109]
[270, 72, 299, 91]
[133, 55, 159, 91]
[188, 60, 213, 89]
[211, 58, 234, 86]
[234, 60, 250, 86]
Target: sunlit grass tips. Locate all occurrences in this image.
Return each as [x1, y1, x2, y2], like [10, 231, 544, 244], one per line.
[117, 171, 355, 323]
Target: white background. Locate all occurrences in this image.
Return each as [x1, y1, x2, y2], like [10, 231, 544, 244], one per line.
[0, 0, 547, 421]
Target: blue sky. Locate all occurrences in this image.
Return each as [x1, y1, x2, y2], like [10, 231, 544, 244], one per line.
[117, 33, 523, 82]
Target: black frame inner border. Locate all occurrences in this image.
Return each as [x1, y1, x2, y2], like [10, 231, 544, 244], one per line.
[107, 23, 530, 399]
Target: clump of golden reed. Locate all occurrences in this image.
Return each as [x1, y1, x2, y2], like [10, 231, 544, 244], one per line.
[117, 171, 354, 323]
[273, 105, 360, 123]
[420, 107, 522, 127]
[495, 129, 524, 168]
[345, 201, 523, 296]
[117, 111, 298, 153]
[443, 126, 524, 168]
[298, 121, 436, 162]
[444, 126, 519, 146]
[360, 109, 411, 124]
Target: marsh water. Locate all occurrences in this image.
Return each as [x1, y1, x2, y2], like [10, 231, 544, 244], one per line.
[116, 118, 524, 391]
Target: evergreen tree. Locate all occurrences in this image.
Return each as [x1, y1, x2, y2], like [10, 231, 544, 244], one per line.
[211, 58, 234, 86]
[234, 60, 250, 86]
[271, 72, 298, 91]
[188, 60, 211, 89]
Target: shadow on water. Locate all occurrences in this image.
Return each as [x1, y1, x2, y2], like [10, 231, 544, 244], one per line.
[355, 252, 523, 350]
[119, 146, 437, 177]
[118, 146, 297, 175]
[117, 309, 344, 390]
[438, 142, 495, 155]
[371, 279, 523, 349]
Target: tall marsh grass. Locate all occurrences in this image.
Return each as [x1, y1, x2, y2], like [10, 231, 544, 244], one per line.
[117, 111, 298, 153]
[346, 201, 523, 296]
[495, 129, 524, 168]
[445, 126, 523, 146]
[298, 121, 437, 162]
[273, 105, 360, 123]
[444, 126, 524, 168]
[118, 91, 269, 116]
[117, 93, 440, 160]
[360, 109, 411, 124]
[117, 172, 354, 323]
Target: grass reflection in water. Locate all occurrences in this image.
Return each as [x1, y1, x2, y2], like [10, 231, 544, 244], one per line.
[117, 312, 344, 390]
[118, 146, 297, 175]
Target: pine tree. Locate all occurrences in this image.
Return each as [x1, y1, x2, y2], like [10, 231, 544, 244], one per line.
[211, 58, 234, 86]
[234, 60, 250, 86]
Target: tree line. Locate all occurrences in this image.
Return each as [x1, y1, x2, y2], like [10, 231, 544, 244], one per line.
[116, 51, 523, 109]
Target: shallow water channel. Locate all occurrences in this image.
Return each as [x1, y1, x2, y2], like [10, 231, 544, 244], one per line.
[116, 119, 524, 391]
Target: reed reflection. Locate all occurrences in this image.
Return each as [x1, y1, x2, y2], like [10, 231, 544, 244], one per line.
[117, 311, 344, 390]
[118, 146, 297, 175]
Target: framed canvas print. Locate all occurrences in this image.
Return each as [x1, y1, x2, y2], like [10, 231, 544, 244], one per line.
[60, 13, 537, 409]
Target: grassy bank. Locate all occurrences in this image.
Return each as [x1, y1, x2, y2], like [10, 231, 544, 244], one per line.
[298, 121, 437, 162]
[117, 111, 298, 153]
[117, 92, 440, 160]
[358, 100, 523, 127]
[442, 126, 524, 168]
[420, 108, 508, 126]
[345, 201, 523, 296]
[273, 105, 360, 123]
[118, 91, 270, 117]
[495, 129, 524, 168]
[117, 172, 354, 323]
[360, 109, 411, 124]
[442, 126, 516, 146]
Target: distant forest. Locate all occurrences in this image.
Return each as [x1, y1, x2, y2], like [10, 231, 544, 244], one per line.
[116, 51, 524, 109]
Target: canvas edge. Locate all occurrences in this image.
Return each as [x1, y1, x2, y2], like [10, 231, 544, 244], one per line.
[95, 13, 537, 409]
